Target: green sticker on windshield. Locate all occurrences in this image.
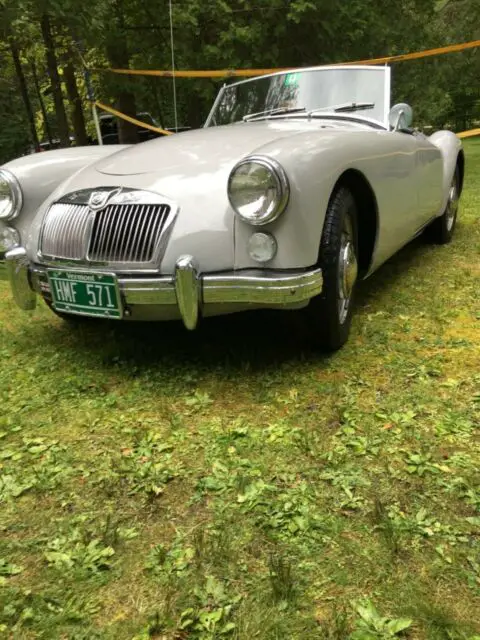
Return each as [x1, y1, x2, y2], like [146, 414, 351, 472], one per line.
[284, 72, 299, 87]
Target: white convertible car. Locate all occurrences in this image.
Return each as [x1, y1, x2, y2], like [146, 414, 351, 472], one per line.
[0, 65, 463, 349]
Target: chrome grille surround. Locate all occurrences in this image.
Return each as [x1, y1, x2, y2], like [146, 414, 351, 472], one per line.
[38, 188, 177, 270]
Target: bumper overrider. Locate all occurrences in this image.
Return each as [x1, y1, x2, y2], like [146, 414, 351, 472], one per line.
[1, 247, 323, 329]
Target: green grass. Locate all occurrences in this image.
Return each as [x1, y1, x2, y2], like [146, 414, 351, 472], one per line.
[1, 140, 479, 639]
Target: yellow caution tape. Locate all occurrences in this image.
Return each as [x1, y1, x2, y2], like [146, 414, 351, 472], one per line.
[344, 39, 480, 66]
[94, 68, 292, 78]
[95, 101, 173, 135]
[94, 38, 480, 78]
[457, 128, 480, 139]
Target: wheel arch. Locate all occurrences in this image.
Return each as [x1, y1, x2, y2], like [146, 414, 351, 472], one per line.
[330, 169, 378, 278]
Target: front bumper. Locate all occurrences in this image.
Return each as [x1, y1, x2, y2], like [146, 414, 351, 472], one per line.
[1, 248, 323, 329]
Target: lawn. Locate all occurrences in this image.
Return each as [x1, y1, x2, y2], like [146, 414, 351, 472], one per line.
[0, 140, 479, 640]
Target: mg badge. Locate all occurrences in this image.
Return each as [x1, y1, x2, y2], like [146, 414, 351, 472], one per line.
[88, 188, 121, 211]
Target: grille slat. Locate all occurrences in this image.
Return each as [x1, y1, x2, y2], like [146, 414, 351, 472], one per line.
[101, 205, 117, 259]
[119, 204, 136, 260]
[138, 205, 152, 262]
[133, 205, 150, 262]
[96, 204, 110, 258]
[109, 204, 126, 261]
[40, 200, 171, 264]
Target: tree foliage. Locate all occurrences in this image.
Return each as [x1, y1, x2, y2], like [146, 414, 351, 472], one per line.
[0, 0, 478, 163]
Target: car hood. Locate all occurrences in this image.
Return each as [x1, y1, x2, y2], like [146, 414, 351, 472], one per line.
[94, 119, 344, 177]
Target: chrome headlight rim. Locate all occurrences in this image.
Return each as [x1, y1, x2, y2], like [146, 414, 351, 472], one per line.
[0, 168, 23, 221]
[228, 155, 290, 226]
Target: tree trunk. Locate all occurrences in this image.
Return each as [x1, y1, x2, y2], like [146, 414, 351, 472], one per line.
[150, 78, 165, 128]
[114, 89, 139, 144]
[105, 2, 138, 144]
[63, 53, 88, 146]
[30, 59, 53, 146]
[9, 36, 40, 152]
[40, 13, 70, 147]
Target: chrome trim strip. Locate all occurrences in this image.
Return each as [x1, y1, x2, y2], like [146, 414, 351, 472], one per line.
[58, 187, 172, 207]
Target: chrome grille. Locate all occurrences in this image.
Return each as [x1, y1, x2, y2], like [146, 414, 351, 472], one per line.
[88, 203, 170, 263]
[40, 201, 171, 264]
[40, 203, 91, 260]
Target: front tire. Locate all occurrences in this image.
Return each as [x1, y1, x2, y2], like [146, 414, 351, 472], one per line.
[425, 166, 460, 244]
[303, 186, 359, 351]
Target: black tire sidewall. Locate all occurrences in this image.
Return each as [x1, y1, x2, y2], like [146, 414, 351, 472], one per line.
[306, 186, 359, 350]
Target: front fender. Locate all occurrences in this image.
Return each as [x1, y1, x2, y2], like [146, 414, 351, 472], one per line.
[233, 128, 421, 271]
[3, 145, 128, 242]
[429, 131, 462, 213]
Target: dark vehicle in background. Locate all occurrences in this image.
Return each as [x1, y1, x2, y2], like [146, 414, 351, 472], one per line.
[99, 113, 191, 144]
[27, 114, 190, 153]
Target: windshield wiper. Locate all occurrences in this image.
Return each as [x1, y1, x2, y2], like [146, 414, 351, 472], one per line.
[309, 102, 375, 115]
[243, 106, 306, 122]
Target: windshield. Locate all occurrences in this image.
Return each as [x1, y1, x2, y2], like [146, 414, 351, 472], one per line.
[206, 66, 390, 128]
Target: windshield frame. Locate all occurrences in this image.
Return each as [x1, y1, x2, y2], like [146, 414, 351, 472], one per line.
[204, 65, 391, 129]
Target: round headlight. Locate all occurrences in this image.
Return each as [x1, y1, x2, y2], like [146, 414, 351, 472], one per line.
[0, 169, 23, 221]
[228, 156, 289, 226]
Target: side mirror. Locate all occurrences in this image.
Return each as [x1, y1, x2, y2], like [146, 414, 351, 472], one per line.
[388, 103, 413, 131]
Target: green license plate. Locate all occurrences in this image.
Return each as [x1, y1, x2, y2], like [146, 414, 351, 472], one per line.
[47, 270, 122, 319]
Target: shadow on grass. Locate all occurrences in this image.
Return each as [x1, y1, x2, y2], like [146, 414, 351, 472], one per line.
[23, 234, 444, 375]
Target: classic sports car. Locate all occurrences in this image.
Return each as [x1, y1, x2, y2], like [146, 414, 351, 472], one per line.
[0, 65, 463, 350]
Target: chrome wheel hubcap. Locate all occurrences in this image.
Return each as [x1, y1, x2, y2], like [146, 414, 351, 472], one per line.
[338, 218, 358, 324]
[446, 178, 459, 232]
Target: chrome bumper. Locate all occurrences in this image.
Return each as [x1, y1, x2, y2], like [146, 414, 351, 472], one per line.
[1, 249, 323, 329]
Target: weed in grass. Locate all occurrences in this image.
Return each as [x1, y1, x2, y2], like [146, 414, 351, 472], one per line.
[115, 430, 181, 499]
[177, 575, 241, 638]
[44, 529, 115, 574]
[145, 537, 195, 575]
[268, 551, 296, 604]
[372, 497, 402, 556]
[405, 451, 441, 476]
[349, 600, 412, 638]
[0, 558, 23, 579]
